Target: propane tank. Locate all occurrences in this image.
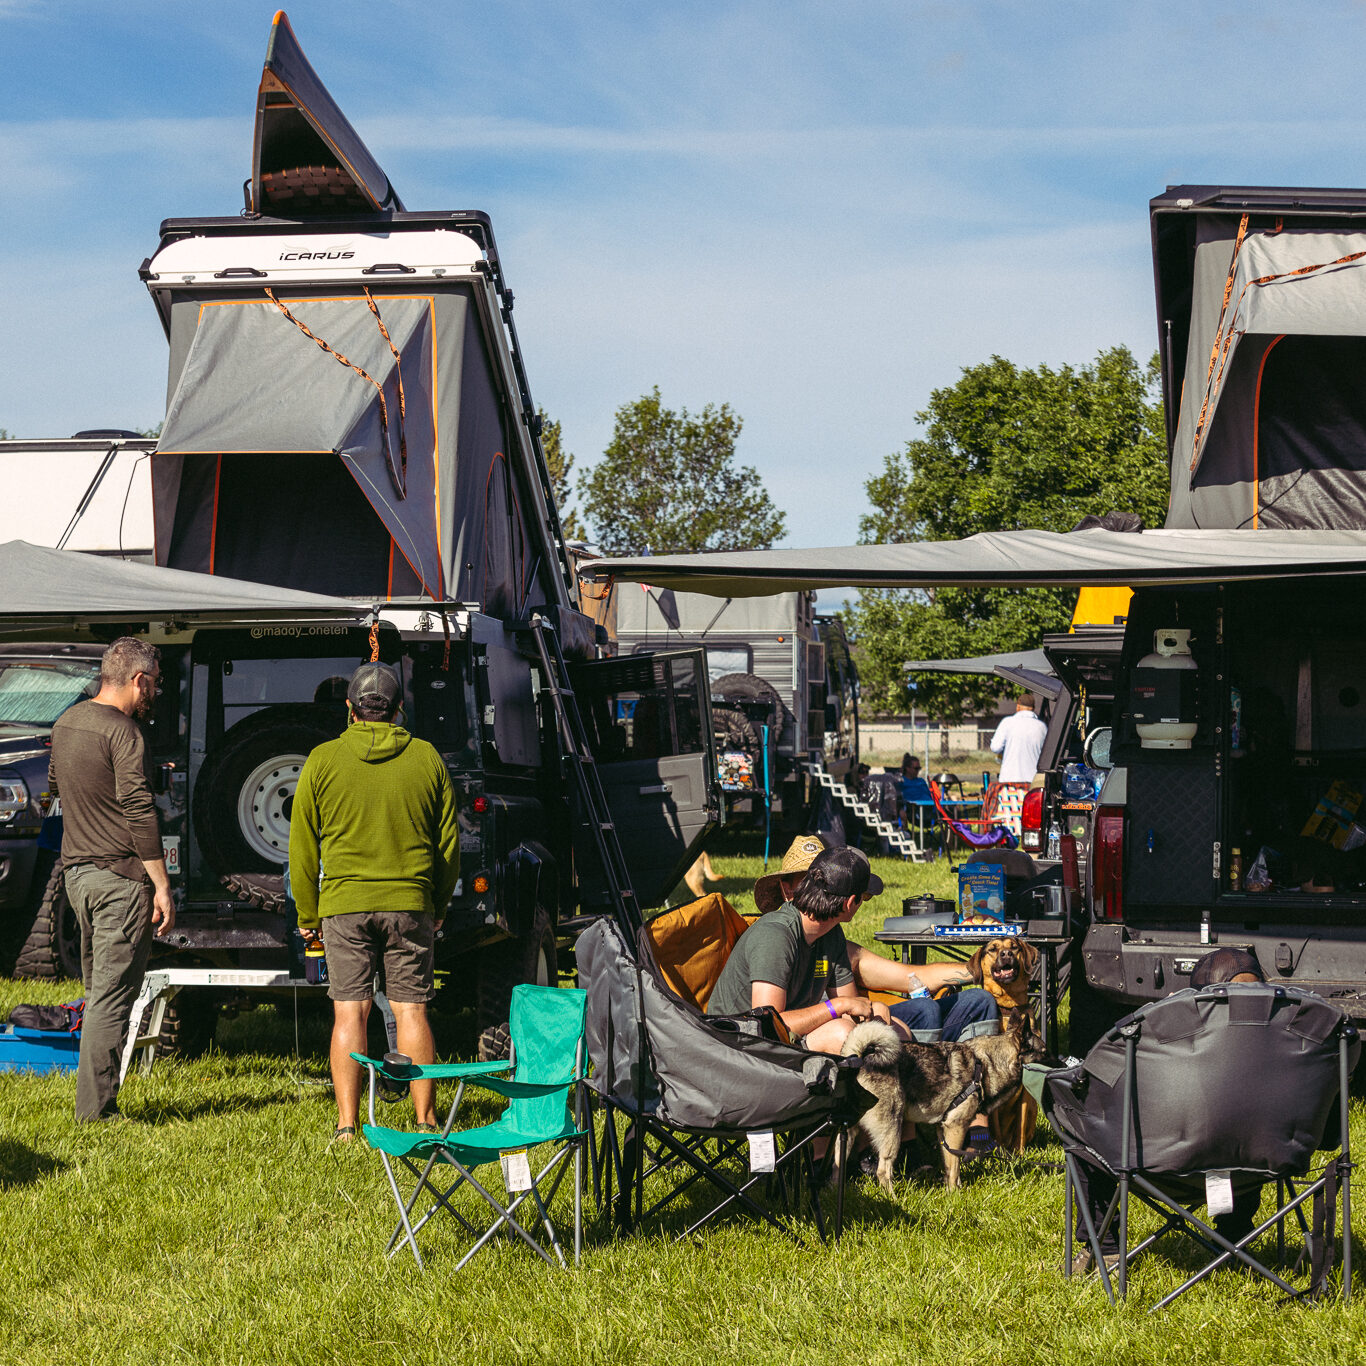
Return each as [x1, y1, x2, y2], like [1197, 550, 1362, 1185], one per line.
[1131, 628, 1199, 750]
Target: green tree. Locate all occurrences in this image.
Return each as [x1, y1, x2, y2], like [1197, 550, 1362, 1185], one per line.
[537, 409, 583, 541]
[578, 387, 786, 555]
[849, 347, 1168, 720]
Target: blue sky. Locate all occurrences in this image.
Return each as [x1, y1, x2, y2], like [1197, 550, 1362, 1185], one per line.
[4, 1, 1366, 553]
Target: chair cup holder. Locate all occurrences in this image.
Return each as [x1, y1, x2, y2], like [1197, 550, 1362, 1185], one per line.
[379, 1050, 414, 1103]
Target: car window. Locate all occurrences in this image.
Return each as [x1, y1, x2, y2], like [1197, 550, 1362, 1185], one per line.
[0, 660, 100, 726]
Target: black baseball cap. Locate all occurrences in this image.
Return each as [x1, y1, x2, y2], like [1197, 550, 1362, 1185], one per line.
[805, 846, 885, 901]
[1190, 947, 1265, 988]
[347, 662, 401, 712]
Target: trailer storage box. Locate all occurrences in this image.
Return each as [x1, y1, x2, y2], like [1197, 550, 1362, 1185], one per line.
[0, 1024, 80, 1074]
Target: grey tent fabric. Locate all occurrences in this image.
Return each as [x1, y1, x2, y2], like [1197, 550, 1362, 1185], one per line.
[1044, 984, 1356, 1180]
[905, 651, 1060, 700]
[905, 649, 1052, 676]
[581, 527, 1366, 598]
[615, 588, 809, 634]
[158, 296, 443, 595]
[577, 916, 847, 1133]
[0, 540, 361, 620]
[1168, 221, 1366, 531]
[152, 283, 563, 612]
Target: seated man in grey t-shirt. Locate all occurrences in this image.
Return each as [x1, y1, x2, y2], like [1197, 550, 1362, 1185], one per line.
[708, 847, 892, 1055]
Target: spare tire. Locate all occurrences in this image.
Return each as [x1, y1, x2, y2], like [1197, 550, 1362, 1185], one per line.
[193, 705, 338, 876]
[712, 705, 761, 753]
[14, 855, 81, 981]
[710, 672, 790, 728]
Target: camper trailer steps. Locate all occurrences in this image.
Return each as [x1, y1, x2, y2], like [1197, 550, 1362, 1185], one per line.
[802, 760, 928, 862]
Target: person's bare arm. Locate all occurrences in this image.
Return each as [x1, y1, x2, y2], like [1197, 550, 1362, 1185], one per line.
[848, 943, 972, 995]
[751, 980, 876, 1036]
[141, 856, 175, 933]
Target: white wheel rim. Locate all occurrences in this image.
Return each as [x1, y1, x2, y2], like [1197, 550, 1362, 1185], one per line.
[535, 940, 551, 986]
[237, 753, 310, 862]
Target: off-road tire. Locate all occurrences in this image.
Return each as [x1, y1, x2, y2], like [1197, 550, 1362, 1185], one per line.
[710, 672, 790, 728]
[474, 906, 556, 1061]
[194, 705, 338, 876]
[218, 872, 288, 913]
[712, 705, 761, 753]
[14, 855, 82, 981]
[139, 994, 220, 1061]
[477, 1022, 513, 1063]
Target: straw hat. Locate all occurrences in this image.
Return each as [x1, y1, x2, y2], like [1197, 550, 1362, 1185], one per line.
[753, 835, 826, 913]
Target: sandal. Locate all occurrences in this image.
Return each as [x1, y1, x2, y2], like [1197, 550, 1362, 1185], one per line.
[415, 1122, 441, 1134]
[965, 1127, 997, 1160]
[329, 1124, 356, 1146]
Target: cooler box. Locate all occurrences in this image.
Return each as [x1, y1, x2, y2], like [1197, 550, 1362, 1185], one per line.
[0, 1024, 80, 1074]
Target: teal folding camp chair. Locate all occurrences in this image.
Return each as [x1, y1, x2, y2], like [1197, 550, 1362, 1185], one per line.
[356, 984, 588, 1271]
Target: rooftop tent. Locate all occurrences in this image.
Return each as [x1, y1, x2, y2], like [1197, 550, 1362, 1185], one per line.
[154, 284, 538, 611]
[581, 526, 1366, 596]
[251, 11, 402, 215]
[0, 540, 361, 622]
[1155, 188, 1366, 530]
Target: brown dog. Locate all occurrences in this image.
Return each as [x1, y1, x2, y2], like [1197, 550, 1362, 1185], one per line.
[968, 936, 1039, 1012]
[968, 936, 1041, 1152]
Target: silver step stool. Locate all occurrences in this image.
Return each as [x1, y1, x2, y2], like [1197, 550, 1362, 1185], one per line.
[119, 967, 326, 1081]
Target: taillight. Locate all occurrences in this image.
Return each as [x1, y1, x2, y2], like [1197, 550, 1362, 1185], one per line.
[473, 795, 489, 814]
[1020, 788, 1044, 854]
[1093, 805, 1125, 921]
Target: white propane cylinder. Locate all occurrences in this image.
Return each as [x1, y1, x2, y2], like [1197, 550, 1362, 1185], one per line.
[1132, 627, 1199, 750]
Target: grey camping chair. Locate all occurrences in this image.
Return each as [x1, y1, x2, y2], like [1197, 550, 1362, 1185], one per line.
[575, 916, 870, 1245]
[1044, 983, 1358, 1308]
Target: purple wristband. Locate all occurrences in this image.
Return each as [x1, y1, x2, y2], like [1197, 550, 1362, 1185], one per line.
[826, 998, 837, 1019]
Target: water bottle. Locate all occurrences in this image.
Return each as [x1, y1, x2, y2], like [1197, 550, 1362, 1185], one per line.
[906, 973, 930, 1000]
[1047, 818, 1063, 861]
[304, 939, 327, 984]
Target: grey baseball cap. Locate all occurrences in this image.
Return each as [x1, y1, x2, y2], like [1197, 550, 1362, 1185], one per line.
[347, 662, 401, 712]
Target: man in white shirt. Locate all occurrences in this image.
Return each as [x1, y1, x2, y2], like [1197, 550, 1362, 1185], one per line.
[990, 696, 1048, 784]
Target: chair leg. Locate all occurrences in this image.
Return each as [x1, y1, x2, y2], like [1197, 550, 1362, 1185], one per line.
[378, 1151, 427, 1270]
[1064, 1153, 1117, 1306]
[529, 1181, 568, 1270]
[1342, 1156, 1353, 1304]
[1135, 1174, 1312, 1310]
[451, 1161, 566, 1272]
[574, 1134, 584, 1266]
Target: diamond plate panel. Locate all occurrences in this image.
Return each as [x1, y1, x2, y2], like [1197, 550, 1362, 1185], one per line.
[1125, 762, 1217, 907]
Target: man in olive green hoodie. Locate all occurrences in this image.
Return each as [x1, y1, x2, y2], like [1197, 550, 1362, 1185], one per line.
[289, 662, 460, 1142]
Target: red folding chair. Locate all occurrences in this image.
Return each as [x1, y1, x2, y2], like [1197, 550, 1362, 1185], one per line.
[930, 779, 1018, 866]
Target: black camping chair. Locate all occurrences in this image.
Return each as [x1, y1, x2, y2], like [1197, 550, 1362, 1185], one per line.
[1044, 983, 1359, 1309]
[576, 917, 870, 1245]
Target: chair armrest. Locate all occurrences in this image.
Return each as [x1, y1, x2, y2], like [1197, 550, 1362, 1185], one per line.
[474, 1076, 579, 1101]
[348, 1052, 512, 1081]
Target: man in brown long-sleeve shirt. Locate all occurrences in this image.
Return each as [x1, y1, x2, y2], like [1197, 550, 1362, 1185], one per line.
[49, 636, 174, 1122]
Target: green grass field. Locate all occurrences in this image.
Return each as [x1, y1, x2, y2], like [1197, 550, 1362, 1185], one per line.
[2, 845, 1364, 1364]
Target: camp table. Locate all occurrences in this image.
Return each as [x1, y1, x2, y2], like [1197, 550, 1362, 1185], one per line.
[872, 920, 1072, 1055]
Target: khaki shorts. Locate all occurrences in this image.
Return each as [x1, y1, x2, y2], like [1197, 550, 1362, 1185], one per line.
[321, 911, 436, 1004]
